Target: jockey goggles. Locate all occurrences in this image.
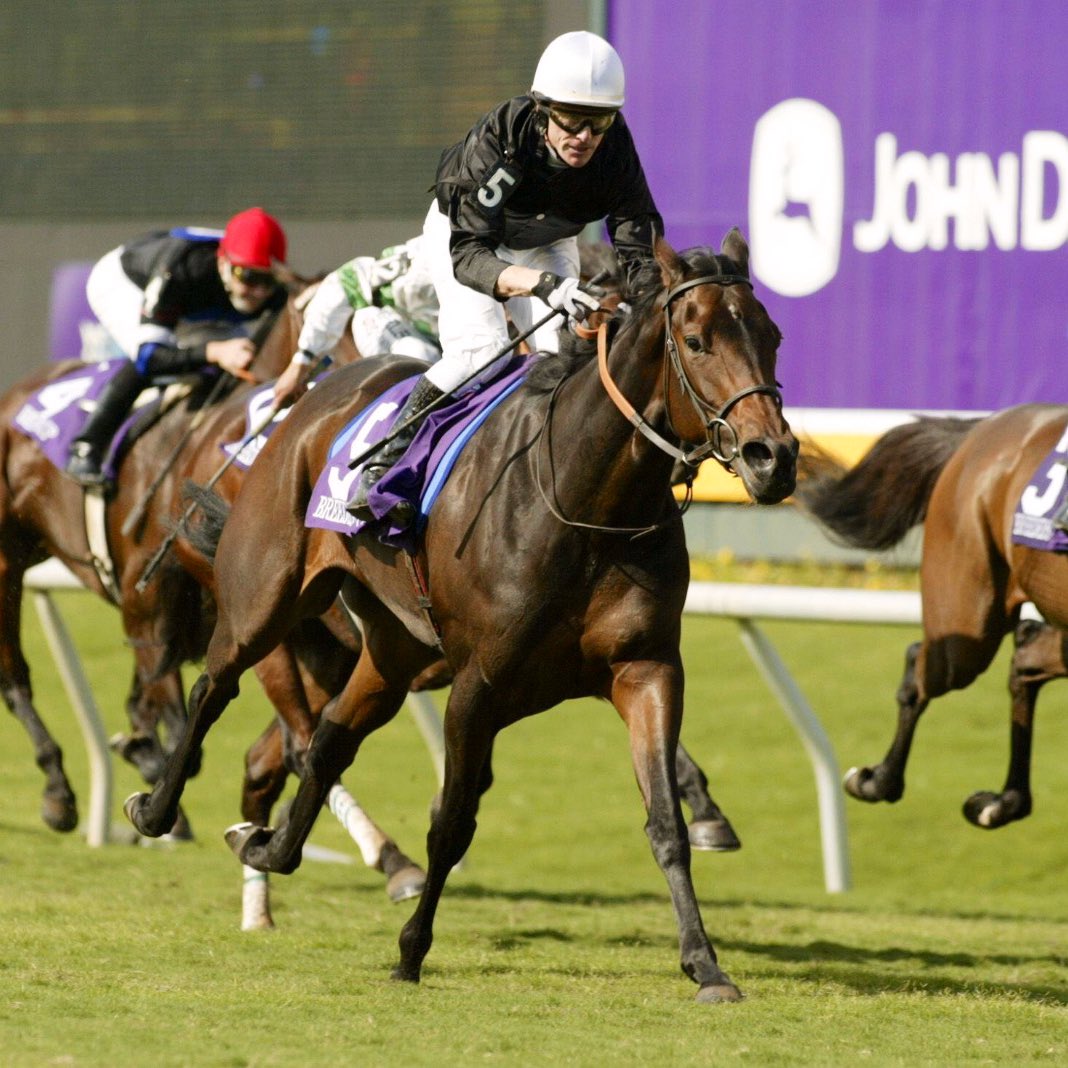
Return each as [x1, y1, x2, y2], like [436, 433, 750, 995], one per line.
[545, 105, 617, 136]
[229, 263, 277, 288]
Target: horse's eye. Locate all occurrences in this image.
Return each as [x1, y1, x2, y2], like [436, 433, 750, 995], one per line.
[684, 335, 703, 353]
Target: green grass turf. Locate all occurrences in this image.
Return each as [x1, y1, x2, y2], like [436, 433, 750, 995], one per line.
[0, 587, 1065, 1065]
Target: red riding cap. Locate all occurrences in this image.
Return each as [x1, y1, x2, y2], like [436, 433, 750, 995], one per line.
[219, 207, 287, 269]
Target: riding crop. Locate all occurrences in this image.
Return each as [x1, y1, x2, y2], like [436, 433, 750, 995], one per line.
[343, 282, 612, 473]
[134, 353, 332, 592]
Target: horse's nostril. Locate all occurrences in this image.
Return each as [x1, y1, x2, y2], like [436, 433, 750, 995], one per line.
[741, 440, 774, 473]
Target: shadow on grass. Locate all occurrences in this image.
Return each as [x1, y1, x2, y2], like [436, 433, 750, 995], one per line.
[419, 882, 1068, 1004]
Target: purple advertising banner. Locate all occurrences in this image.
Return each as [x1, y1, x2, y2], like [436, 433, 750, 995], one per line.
[608, 0, 1066, 411]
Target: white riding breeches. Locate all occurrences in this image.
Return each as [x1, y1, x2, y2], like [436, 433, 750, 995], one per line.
[85, 247, 146, 359]
[421, 202, 579, 394]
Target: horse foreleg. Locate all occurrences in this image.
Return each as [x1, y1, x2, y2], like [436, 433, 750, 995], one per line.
[962, 619, 1062, 828]
[613, 659, 741, 1003]
[328, 783, 425, 902]
[844, 640, 929, 803]
[675, 742, 741, 852]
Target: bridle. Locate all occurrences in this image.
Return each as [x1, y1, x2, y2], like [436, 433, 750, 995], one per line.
[597, 272, 783, 472]
[534, 271, 783, 539]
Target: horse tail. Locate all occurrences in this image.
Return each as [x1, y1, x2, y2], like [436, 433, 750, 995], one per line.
[793, 416, 983, 551]
[180, 480, 231, 562]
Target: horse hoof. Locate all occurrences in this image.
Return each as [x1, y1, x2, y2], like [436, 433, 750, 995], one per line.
[695, 981, 744, 1004]
[390, 963, 421, 983]
[689, 818, 741, 852]
[224, 821, 271, 866]
[386, 864, 426, 904]
[962, 790, 1029, 829]
[843, 766, 879, 802]
[123, 792, 152, 834]
[42, 795, 78, 833]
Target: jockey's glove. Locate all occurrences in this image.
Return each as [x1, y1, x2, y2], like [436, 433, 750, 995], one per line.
[531, 272, 603, 321]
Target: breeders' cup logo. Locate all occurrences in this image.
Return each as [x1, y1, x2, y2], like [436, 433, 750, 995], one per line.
[749, 99, 843, 297]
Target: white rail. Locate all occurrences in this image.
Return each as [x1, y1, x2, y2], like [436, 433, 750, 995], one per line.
[25, 563, 926, 892]
[686, 582, 923, 893]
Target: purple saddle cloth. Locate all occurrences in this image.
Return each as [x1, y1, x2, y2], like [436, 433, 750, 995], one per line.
[1011, 423, 1068, 551]
[12, 361, 147, 481]
[306, 354, 533, 551]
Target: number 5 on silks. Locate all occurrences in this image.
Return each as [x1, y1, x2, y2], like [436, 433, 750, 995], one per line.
[476, 162, 521, 212]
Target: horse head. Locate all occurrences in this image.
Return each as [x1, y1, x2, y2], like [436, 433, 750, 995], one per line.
[653, 230, 797, 505]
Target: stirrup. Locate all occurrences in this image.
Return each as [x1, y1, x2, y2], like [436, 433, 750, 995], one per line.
[65, 444, 108, 487]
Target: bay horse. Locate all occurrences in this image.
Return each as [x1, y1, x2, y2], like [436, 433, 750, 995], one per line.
[793, 406, 1068, 827]
[1, 270, 736, 910]
[0, 284, 363, 836]
[127, 231, 797, 1002]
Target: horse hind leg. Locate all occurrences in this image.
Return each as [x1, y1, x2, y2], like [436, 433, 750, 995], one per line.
[0, 556, 77, 831]
[845, 640, 928, 803]
[248, 641, 425, 901]
[226, 625, 421, 878]
[2, 679, 78, 832]
[962, 618, 1062, 828]
[125, 664, 240, 838]
[394, 672, 499, 984]
[676, 742, 741, 852]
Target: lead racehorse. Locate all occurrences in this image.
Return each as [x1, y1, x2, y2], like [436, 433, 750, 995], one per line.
[128, 231, 796, 1001]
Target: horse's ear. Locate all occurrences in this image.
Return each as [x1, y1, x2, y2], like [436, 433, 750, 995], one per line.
[654, 235, 686, 288]
[721, 228, 750, 277]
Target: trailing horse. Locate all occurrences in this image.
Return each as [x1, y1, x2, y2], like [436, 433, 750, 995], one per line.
[793, 406, 1068, 828]
[127, 231, 797, 1001]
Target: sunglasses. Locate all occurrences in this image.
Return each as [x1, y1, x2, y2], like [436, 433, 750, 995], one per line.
[547, 107, 616, 136]
[229, 263, 276, 288]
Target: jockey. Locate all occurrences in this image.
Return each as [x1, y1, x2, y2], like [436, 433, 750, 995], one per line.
[272, 234, 440, 409]
[346, 29, 663, 522]
[65, 207, 289, 486]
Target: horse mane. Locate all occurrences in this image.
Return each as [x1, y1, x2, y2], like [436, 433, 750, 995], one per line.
[526, 245, 741, 394]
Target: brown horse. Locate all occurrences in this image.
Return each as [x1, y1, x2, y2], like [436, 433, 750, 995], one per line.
[0, 285, 355, 834]
[2, 269, 736, 907]
[127, 231, 797, 1002]
[793, 406, 1068, 828]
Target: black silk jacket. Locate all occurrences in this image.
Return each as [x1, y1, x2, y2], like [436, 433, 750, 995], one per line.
[434, 95, 663, 296]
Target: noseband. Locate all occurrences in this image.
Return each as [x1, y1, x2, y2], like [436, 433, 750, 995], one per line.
[597, 273, 783, 472]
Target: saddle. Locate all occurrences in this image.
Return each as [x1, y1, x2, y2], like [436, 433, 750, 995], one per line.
[12, 361, 207, 481]
[306, 353, 534, 551]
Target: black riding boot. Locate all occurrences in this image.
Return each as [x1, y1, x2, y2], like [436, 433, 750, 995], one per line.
[346, 376, 445, 522]
[65, 361, 146, 486]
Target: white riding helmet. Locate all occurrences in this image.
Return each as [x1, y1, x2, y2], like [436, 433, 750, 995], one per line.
[530, 30, 625, 110]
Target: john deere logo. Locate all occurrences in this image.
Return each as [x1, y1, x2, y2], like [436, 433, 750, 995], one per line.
[749, 98, 844, 297]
